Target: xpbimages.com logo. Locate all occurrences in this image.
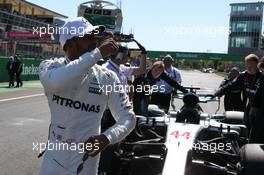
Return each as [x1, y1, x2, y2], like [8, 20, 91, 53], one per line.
[32, 24, 100, 38]
[192, 142, 232, 153]
[32, 18, 100, 38]
[98, 83, 166, 95]
[33, 141, 99, 154]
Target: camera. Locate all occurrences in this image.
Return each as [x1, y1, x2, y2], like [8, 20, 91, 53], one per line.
[115, 45, 128, 60]
[96, 31, 134, 42]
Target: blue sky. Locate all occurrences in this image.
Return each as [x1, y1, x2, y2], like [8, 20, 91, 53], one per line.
[28, 0, 259, 53]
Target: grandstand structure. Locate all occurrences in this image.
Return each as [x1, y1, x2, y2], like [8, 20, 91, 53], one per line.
[0, 0, 67, 58]
[78, 1, 123, 33]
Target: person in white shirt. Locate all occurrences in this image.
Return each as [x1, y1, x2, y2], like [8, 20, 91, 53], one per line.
[151, 54, 182, 112]
[101, 40, 147, 129]
[99, 41, 146, 174]
[37, 17, 136, 175]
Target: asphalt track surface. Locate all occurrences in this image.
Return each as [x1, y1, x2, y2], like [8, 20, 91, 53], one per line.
[0, 70, 225, 175]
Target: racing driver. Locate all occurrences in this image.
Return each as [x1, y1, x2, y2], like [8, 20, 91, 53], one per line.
[37, 17, 136, 175]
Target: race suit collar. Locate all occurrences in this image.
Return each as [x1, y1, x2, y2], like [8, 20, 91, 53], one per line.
[65, 56, 71, 64]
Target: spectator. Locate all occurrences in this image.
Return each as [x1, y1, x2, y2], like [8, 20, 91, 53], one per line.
[6, 56, 14, 87]
[133, 61, 187, 116]
[151, 54, 183, 112]
[217, 67, 246, 111]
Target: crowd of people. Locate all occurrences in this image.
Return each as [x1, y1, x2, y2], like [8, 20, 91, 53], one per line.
[6, 55, 23, 88]
[36, 17, 264, 175]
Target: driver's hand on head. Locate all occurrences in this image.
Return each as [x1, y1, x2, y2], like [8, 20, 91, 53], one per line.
[83, 134, 110, 158]
[98, 38, 118, 59]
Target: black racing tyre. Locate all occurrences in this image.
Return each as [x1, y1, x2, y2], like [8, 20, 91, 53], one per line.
[240, 144, 264, 175]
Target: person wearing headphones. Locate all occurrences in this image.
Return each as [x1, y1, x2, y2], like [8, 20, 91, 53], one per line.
[101, 40, 147, 129]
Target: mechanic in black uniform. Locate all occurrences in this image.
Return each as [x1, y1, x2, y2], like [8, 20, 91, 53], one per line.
[6, 56, 14, 87]
[249, 74, 264, 143]
[217, 67, 246, 111]
[133, 61, 188, 115]
[214, 54, 262, 136]
[13, 55, 23, 87]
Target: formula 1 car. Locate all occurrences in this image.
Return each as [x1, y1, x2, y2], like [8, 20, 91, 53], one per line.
[99, 87, 264, 175]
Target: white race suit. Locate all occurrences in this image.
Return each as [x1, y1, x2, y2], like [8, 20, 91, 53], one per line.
[38, 48, 136, 175]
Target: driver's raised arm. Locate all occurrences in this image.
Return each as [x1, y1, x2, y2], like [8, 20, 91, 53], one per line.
[102, 72, 136, 144]
[39, 49, 102, 94]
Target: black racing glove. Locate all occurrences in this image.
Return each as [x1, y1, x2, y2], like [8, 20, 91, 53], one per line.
[214, 89, 222, 98]
[134, 39, 147, 54]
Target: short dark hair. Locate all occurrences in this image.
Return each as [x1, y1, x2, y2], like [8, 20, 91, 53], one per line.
[245, 54, 259, 64]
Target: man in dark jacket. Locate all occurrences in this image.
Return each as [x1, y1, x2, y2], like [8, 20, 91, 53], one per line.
[249, 75, 264, 143]
[215, 54, 262, 135]
[218, 67, 246, 111]
[12, 55, 23, 87]
[6, 56, 14, 87]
